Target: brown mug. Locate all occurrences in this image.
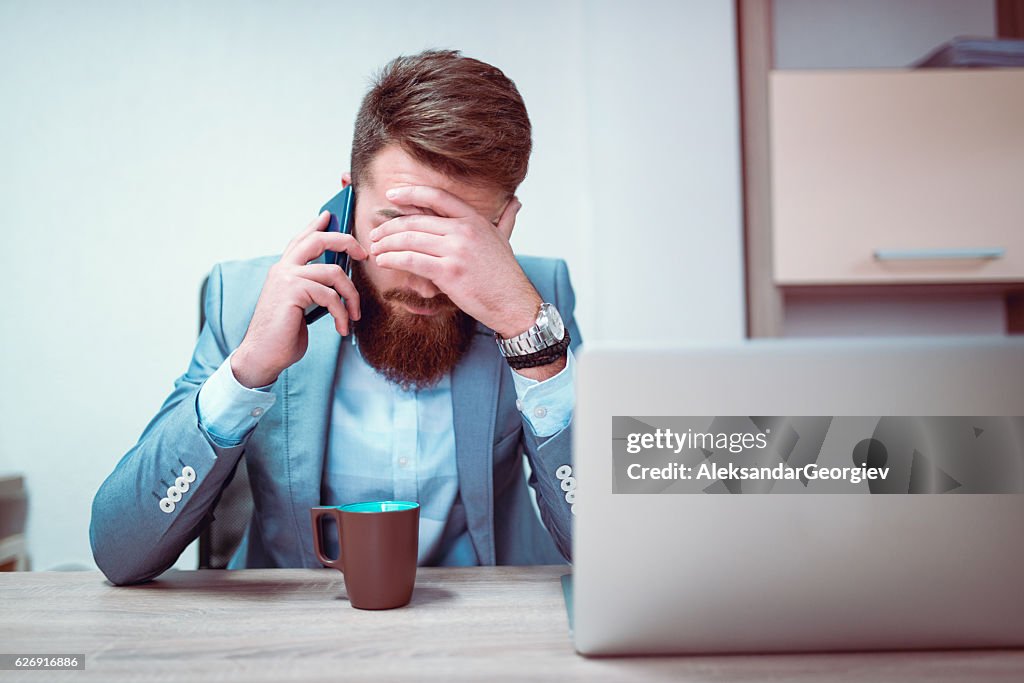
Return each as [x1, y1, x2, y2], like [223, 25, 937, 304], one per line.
[310, 501, 420, 610]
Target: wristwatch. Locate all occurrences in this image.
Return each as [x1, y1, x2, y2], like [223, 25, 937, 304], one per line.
[495, 302, 570, 369]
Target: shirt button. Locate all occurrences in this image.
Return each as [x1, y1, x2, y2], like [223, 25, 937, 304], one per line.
[533, 406, 548, 419]
[555, 465, 572, 480]
[515, 400, 523, 411]
[398, 457, 409, 468]
[251, 407, 264, 418]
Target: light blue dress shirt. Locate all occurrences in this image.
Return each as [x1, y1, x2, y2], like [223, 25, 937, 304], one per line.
[196, 338, 575, 565]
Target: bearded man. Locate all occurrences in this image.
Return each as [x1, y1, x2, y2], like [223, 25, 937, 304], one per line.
[90, 50, 580, 585]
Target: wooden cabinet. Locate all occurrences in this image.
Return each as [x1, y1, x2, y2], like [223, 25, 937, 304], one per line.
[770, 69, 1024, 286]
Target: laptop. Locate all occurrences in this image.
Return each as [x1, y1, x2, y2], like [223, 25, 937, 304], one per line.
[570, 336, 1024, 655]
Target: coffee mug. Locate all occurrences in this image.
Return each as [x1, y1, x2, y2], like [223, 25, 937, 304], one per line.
[310, 501, 420, 610]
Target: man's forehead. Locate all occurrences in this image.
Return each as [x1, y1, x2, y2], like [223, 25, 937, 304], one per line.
[363, 145, 507, 219]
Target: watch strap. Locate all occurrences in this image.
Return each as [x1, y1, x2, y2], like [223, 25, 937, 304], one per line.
[496, 302, 564, 358]
[504, 331, 571, 370]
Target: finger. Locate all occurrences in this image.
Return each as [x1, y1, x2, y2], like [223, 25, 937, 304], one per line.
[300, 279, 351, 336]
[370, 213, 455, 242]
[284, 210, 331, 254]
[370, 231, 448, 259]
[384, 185, 475, 219]
[496, 196, 522, 241]
[285, 231, 369, 266]
[297, 263, 361, 321]
[374, 251, 445, 281]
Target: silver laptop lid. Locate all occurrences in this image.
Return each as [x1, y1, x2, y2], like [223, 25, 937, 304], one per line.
[573, 337, 1024, 655]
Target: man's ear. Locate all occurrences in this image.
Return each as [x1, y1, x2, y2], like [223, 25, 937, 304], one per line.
[341, 172, 352, 189]
[497, 196, 522, 241]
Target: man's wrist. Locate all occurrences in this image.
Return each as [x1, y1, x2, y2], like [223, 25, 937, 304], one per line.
[514, 353, 567, 382]
[197, 353, 278, 448]
[491, 290, 543, 339]
[231, 344, 280, 389]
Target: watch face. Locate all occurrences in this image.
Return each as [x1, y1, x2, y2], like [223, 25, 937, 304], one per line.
[541, 303, 565, 340]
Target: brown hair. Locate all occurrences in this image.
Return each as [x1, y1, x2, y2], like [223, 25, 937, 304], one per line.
[351, 50, 531, 196]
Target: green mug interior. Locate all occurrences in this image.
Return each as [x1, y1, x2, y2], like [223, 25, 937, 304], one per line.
[339, 500, 419, 513]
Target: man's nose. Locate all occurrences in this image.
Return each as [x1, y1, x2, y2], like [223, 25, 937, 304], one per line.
[402, 272, 441, 300]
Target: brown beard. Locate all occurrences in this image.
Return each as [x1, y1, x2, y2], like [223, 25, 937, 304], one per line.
[350, 261, 476, 391]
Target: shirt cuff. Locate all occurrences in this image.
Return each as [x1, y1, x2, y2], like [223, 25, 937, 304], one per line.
[197, 351, 277, 448]
[510, 348, 576, 438]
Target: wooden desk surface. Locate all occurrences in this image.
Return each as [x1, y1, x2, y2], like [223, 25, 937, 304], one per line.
[1, 566, 1023, 682]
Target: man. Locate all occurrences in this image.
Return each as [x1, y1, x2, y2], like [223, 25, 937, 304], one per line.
[90, 50, 580, 585]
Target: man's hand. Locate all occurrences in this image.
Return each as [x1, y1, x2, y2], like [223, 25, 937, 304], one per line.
[231, 211, 369, 389]
[368, 185, 540, 339]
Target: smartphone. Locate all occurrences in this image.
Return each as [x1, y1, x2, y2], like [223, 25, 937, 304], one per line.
[304, 185, 355, 325]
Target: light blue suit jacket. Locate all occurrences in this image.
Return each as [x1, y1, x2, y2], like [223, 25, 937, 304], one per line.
[90, 255, 580, 585]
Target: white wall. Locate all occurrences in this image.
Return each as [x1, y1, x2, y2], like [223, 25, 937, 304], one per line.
[582, 1, 744, 342]
[0, 0, 744, 570]
[774, 0, 995, 69]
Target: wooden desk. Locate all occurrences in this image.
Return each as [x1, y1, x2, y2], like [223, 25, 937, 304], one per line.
[1, 566, 1023, 682]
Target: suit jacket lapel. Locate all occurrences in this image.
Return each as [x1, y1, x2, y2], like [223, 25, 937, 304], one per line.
[282, 320, 342, 566]
[451, 324, 502, 565]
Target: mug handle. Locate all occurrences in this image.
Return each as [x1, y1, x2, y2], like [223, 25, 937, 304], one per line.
[310, 507, 344, 571]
